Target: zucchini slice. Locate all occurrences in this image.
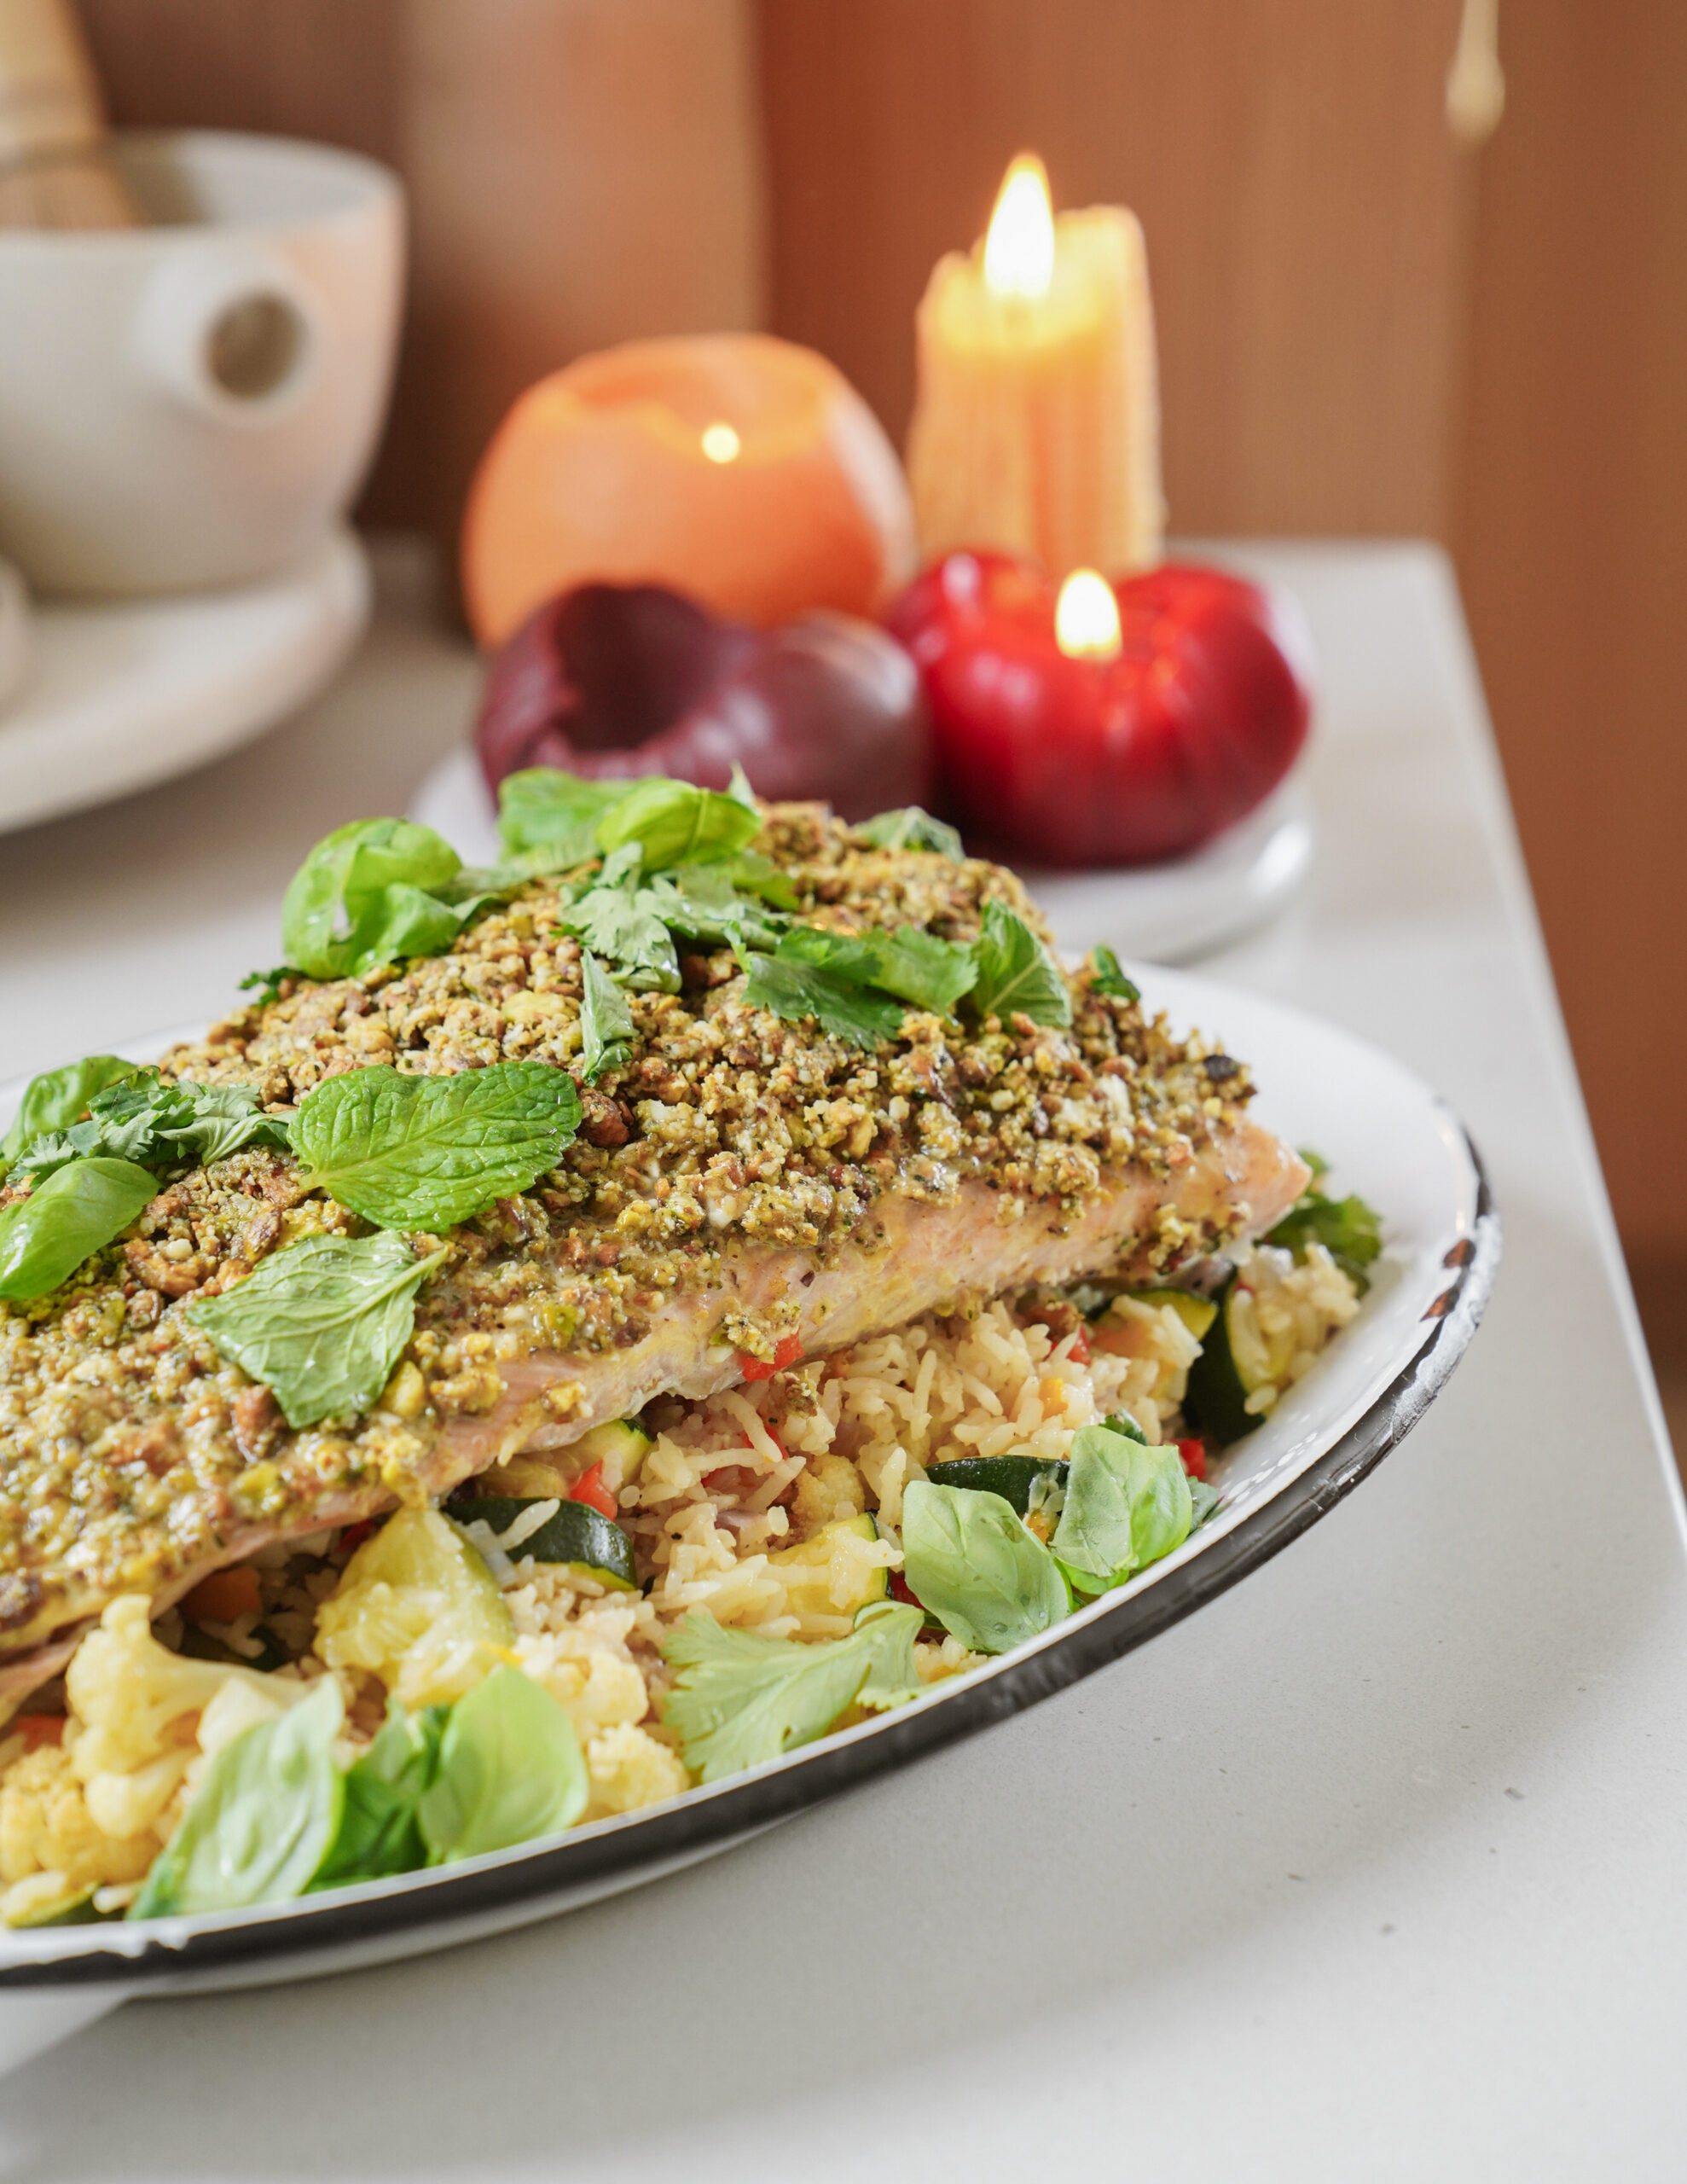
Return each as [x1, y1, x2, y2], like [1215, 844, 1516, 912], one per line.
[449, 1496, 638, 1591]
[1181, 1276, 1265, 1445]
[1128, 1287, 1220, 1341]
[570, 1417, 654, 1485]
[925, 1455, 1068, 1517]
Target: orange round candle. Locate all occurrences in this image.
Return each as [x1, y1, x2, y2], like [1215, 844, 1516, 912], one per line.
[461, 333, 916, 646]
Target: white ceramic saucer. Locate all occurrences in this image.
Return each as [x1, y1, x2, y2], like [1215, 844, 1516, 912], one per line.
[409, 745, 1312, 964]
[0, 528, 369, 838]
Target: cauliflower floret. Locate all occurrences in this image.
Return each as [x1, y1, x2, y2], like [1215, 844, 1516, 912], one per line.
[0, 1743, 160, 1913]
[64, 1594, 305, 1842]
[583, 1723, 690, 1816]
[513, 1633, 650, 1743]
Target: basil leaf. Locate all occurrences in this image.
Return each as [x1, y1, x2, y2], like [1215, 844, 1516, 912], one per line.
[497, 769, 629, 866]
[726, 761, 758, 810]
[728, 849, 799, 911]
[1187, 1477, 1220, 1529]
[595, 779, 760, 871]
[739, 942, 907, 1049]
[188, 1232, 449, 1428]
[1089, 944, 1140, 1003]
[281, 818, 486, 982]
[0, 1158, 156, 1303]
[1052, 1426, 1193, 1595]
[966, 900, 1072, 1030]
[289, 1062, 582, 1231]
[899, 1480, 1070, 1654]
[1, 1054, 136, 1173]
[130, 1681, 345, 1919]
[659, 1600, 924, 1783]
[417, 1665, 587, 1862]
[579, 952, 635, 1084]
[1266, 1186, 1383, 1293]
[313, 1701, 448, 1889]
[556, 851, 682, 993]
[857, 805, 964, 861]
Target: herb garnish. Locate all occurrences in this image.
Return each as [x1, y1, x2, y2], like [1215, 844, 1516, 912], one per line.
[899, 1480, 1071, 1654]
[281, 817, 520, 983]
[188, 1232, 449, 1428]
[737, 937, 908, 1049]
[578, 952, 635, 1083]
[857, 805, 965, 860]
[287, 1062, 582, 1233]
[555, 843, 683, 992]
[965, 901, 1072, 1029]
[1264, 1170, 1383, 1292]
[595, 777, 761, 870]
[12, 1070, 288, 1180]
[1089, 944, 1140, 1003]
[0, 1054, 136, 1177]
[1050, 1425, 1193, 1598]
[0, 1158, 158, 1304]
[660, 1600, 923, 1782]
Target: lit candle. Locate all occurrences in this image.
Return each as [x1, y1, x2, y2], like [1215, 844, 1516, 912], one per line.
[906, 154, 1165, 579]
[462, 333, 916, 646]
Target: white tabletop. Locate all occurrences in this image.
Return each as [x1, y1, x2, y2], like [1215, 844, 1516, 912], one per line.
[3, 542, 1683, 2179]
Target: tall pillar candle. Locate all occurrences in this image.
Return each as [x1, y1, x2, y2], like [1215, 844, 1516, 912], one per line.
[907, 154, 1164, 578]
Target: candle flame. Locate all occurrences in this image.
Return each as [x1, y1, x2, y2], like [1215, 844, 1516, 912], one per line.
[983, 154, 1055, 300]
[700, 421, 741, 463]
[1055, 569, 1122, 659]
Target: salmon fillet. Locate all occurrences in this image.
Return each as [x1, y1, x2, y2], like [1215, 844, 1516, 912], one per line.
[0, 803, 1306, 1705]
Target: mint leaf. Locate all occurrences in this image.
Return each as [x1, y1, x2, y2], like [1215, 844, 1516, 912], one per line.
[595, 779, 759, 871]
[578, 952, 635, 1083]
[289, 1062, 582, 1231]
[188, 1232, 449, 1428]
[1089, 944, 1139, 1003]
[900, 1480, 1070, 1654]
[1051, 1425, 1192, 1597]
[857, 806, 964, 860]
[496, 769, 629, 866]
[130, 1681, 345, 1920]
[0, 1158, 157, 1303]
[281, 818, 500, 982]
[739, 939, 907, 1049]
[966, 901, 1071, 1030]
[417, 1666, 587, 1862]
[1, 1054, 137, 1174]
[1265, 1185, 1382, 1292]
[659, 1600, 924, 1783]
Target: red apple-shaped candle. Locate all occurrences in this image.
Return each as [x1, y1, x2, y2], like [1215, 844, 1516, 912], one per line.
[889, 552, 1314, 867]
[477, 582, 933, 819]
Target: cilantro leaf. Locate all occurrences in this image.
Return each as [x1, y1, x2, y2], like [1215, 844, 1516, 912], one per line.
[861, 926, 977, 1014]
[555, 846, 681, 992]
[646, 862, 786, 951]
[659, 1600, 924, 1783]
[738, 940, 907, 1049]
[240, 967, 293, 1008]
[11, 1071, 287, 1180]
[1266, 1185, 1383, 1292]
[857, 806, 964, 860]
[728, 850, 799, 911]
[578, 952, 635, 1083]
[966, 901, 1072, 1029]
[1089, 944, 1140, 1003]
[0, 1054, 137, 1176]
[288, 1062, 583, 1231]
[595, 779, 760, 871]
[189, 1232, 449, 1428]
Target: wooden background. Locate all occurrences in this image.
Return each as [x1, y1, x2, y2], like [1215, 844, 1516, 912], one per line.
[76, 0, 1687, 1311]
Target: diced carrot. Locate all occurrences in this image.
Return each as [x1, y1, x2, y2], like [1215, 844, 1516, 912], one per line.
[11, 1714, 64, 1750]
[180, 1566, 262, 1623]
[1177, 1438, 1208, 1482]
[569, 1462, 618, 1519]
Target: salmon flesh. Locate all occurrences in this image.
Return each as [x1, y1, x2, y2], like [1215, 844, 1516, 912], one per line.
[0, 804, 1307, 1703]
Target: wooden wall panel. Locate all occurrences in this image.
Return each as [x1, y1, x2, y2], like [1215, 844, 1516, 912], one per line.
[1452, 0, 1687, 1263]
[758, 0, 1475, 537]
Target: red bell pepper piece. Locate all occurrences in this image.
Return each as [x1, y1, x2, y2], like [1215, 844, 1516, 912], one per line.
[1177, 1438, 1208, 1482]
[737, 1333, 803, 1382]
[569, 1462, 618, 1519]
[888, 552, 1314, 867]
